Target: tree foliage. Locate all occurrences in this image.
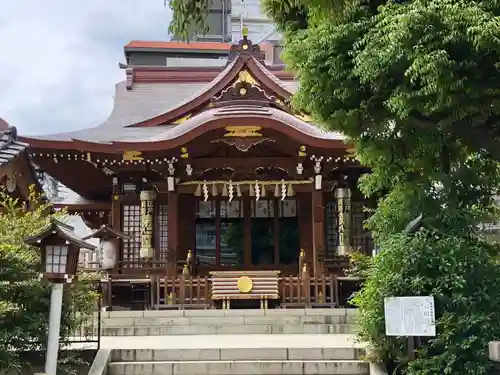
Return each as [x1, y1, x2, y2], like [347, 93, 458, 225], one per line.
[0, 187, 99, 372]
[352, 229, 500, 374]
[169, 0, 500, 373]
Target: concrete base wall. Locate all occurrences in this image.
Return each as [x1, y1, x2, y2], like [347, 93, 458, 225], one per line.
[111, 347, 364, 362]
[107, 359, 370, 375]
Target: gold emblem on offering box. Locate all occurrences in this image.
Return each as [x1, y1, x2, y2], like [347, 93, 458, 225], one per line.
[237, 276, 253, 293]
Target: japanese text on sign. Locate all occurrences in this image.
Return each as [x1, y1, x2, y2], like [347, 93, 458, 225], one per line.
[384, 296, 436, 337]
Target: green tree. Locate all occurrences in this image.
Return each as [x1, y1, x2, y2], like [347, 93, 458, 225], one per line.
[0, 187, 99, 372]
[170, 0, 500, 373]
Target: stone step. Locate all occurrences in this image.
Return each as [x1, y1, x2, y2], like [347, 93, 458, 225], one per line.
[107, 359, 370, 375]
[100, 308, 358, 337]
[102, 322, 355, 336]
[111, 347, 365, 361]
[102, 308, 358, 319]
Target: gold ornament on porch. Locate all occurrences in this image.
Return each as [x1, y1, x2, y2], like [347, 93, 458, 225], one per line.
[237, 276, 253, 293]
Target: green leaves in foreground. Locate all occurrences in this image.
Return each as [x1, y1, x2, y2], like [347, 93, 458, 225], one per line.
[353, 229, 500, 375]
[0, 187, 99, 372]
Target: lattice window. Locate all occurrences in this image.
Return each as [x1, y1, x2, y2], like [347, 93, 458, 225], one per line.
[278, 199, 297, 218]
[156, 204, 168, 261]
[351, 201, 373, 255]
[324, 201, 338, 259]
[251, 200, 275, 218]
[122, 204, 141, 266]
[45, 245, 68, 274]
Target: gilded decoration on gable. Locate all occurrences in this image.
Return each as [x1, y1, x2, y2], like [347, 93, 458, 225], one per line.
[211, 137, 275, 152]
[237, 70, 259, 86]
[224, 126, 262, 137]
[227, 28, 265, 63]
[295, 113, 313, 122]
[180, 147, 189, 159]
[123, 150, 143, 161]
[212, 80, 276, 104]
[298, 145, 307, 157]
[173, 114, 192, 125]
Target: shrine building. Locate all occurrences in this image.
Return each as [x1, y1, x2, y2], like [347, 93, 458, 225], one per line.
[20, 33, 373, 310]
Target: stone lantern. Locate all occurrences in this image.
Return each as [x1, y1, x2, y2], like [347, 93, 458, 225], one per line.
[82, 224, 130, 269]
[24, 217, 96, 375]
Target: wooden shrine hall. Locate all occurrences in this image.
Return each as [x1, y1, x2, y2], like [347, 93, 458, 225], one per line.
[20, 33, 372, 310]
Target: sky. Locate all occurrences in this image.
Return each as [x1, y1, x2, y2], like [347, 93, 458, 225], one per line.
[0, 0, 171, 135]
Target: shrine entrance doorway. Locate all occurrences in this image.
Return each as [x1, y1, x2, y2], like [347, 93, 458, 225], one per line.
[194, 196, 300, 274]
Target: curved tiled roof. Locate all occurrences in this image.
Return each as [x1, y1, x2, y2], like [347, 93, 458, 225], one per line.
[130, 105, 344, 143]
[0, 126, 30, 167]
[22, 36, 316, 145]
[28, 81, 208, 142]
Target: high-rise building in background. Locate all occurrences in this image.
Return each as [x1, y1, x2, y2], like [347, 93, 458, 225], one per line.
[230, 0, 278, 43]
[172, 0, 279, 45]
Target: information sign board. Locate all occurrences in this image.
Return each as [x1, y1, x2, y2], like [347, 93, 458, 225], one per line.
[384, 296, 436, 337]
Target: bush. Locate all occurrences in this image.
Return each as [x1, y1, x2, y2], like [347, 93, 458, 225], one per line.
[0, 187, 99, 372]
[352, 228, 500, 375]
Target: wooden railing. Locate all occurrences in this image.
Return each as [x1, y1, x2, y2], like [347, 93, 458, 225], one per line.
[152, 274, 362, 310]
[155, 275, 210, 309]
[280, 275, 339, 308]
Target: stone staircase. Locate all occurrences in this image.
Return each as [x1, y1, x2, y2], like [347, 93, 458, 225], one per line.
[100, 309, 369, 375]
[107, 347, 368, 375]
[101, 308, 358, 336]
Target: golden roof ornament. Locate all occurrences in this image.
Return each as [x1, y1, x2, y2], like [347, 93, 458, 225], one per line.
[228, 25, 265, 63]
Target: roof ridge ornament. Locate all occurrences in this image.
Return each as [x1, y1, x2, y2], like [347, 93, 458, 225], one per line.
[228, 26, 265, 64]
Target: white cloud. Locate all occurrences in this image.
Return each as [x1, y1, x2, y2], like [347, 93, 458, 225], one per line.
[0, 0, 171, 135]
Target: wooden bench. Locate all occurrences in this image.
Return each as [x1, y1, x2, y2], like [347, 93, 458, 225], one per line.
[210, 270, 280, 309]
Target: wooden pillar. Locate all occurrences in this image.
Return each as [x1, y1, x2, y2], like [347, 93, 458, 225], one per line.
[298, 193, 313, 275]
[312, 190, 325, 277]
[107, 186, 122, 308]
[215, 198, 221, 267]
[166, 191, 178, 277]
[243, 197, 252, 267]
